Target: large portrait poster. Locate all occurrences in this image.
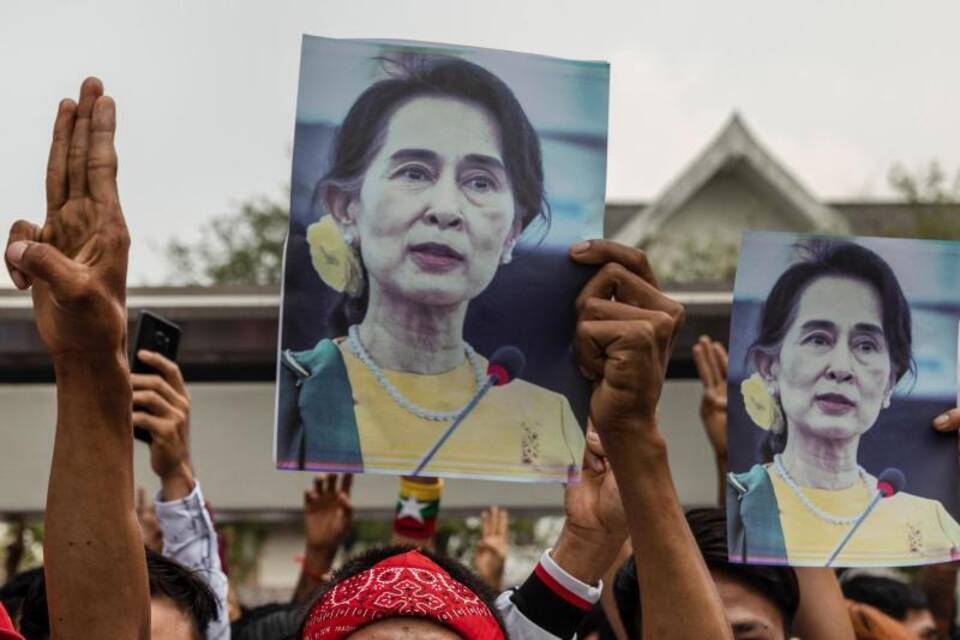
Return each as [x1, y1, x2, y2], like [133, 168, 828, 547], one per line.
[274, 35, 609, 483]
[727, 231, 960, 567]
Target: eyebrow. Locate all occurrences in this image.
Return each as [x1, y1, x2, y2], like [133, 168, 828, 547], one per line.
[388, 149, 506, 173]
[799, 319, 884, 336]
[389, 148, 439, 164]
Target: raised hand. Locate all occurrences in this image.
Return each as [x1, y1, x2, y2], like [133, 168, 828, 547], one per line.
[293, 473, 354, 604]
[692, 335, 729, 461]
[473, 506, 509, 590]
[304, 474, 354, 553]
[570, 240, 684, 438]
[5, 77, 129, 359]
[132, 350, 193, 499]
[552, 425, 629, 585]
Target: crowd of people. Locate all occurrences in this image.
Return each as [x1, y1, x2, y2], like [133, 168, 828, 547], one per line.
[2, 78, 960, 640]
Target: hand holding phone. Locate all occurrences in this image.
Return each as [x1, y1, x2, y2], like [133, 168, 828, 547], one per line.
[131, 311, 182, 443]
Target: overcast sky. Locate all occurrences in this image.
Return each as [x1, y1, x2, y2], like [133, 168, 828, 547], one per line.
[2, 0, 958, 285]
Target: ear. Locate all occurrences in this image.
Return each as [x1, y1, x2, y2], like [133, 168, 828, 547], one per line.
[324, 186, 358, 226]
[502, 217, 522, 254]
[754, 349, 781, 395]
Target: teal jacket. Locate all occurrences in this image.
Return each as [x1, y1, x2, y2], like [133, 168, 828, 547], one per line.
[276, 339, 364, 471]
[726, 464, 788, 564]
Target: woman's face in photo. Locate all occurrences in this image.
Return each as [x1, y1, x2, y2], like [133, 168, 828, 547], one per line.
[349, 95, 519, 307]
[769, 275, 895, 441]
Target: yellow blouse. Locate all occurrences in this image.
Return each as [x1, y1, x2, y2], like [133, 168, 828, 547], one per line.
[338, 342, 585, 482]
[767, 466, 960, 566]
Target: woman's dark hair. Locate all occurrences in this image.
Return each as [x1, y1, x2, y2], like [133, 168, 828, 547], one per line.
[299, 545, 507, 639]
[317, 54, 549, 328]
[748, 239, 915, 460]
[613, 508, 800, 640]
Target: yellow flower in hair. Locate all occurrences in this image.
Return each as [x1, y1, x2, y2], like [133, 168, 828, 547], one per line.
[741, 373, 784, 433]
[306, 217, 364, 297]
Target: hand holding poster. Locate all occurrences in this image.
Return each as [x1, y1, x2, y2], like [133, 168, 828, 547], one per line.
[275, 36, 609, 482]
[726, 231, 960, 567]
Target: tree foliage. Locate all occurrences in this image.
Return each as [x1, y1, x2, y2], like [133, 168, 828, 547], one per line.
[885, 160, 960, 240]
[165, 196, 289, 286]
[888, 160, 960, 204]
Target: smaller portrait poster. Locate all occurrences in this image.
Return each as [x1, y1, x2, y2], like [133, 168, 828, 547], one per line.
[274, 35, 609, 482]
[726, 231, 960, 567]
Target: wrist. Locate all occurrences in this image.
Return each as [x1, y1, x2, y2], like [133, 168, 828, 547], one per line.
[160, 462, 194, 501]
[551, 523, 622, 586]
[303, 544, 337, 569]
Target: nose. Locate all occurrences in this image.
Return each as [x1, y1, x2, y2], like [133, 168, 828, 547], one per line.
[825, 343, 855, 383]
[424, 173, 464, 231]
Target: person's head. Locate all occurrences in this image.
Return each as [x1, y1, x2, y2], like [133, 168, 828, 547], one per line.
[16, 550, 219, 640]
[613, 508, 799, 640]
[748, 239, 914, 459]
[300, 545, 506, 639]
[316, 55, 548, 314]
[842, 575, 937, 640]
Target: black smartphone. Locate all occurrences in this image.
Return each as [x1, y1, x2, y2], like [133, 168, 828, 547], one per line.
[131, 311, 182, 443]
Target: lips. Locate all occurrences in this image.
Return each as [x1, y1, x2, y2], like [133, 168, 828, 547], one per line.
[815, 392, 857, 415]
[408, 242, 465, 272]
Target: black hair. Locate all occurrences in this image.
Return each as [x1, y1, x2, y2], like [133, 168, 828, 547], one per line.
[300, 545, 507, 639]
[316, 54, 549, 329]
[15, 549, 219, 640]
[841, 574, 929, 622]
[612, 508, 800, 640]
[0, 566, 42, 626]
[577, 603, 619, 640]
[748, 238, 915, 460]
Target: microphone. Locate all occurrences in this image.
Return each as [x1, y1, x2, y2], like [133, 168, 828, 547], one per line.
[825, 468, 905, 567]
[412, 346, 526, 477]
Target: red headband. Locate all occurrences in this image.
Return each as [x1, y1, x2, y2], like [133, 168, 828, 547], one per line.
[302, 549, 504, 640]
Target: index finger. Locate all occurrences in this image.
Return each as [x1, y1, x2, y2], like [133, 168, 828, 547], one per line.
[67, 77, 102, 199]
[137, 350, 186, 393]
[569, 239, 659, 289]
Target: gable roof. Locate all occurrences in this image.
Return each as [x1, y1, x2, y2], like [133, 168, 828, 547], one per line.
[611, 113, 850, 246]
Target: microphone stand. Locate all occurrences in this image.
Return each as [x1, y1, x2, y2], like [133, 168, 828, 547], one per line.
[411, 376, 496, 477]
[824, 490, 885, 567]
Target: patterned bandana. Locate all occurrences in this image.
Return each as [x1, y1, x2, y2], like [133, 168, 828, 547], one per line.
[302, 549, 504, 640]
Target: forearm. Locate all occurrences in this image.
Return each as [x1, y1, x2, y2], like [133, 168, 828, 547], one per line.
[604, 427, 731, 640]
[292, 545, 336, 604]
[792, 568, 855, 640]
[551, 524, 622, 587]
[46, 352, 149, 638]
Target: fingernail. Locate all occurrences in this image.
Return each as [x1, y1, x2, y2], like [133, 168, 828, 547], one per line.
[587, 431, 600, 443]
[934, 414, 950, 428]
[571, 241, 590, 254]
[10, 270, 27, 290]
[592, 457, 605, 473]
[6, 241, 28, 265]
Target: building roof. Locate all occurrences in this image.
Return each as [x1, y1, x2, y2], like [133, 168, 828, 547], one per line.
[610, 113, 850, 246]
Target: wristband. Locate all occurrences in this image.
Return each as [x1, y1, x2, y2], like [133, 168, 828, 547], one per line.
[393, 478, 444, 540]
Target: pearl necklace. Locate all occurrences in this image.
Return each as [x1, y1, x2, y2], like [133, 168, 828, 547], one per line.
[772, 454, 871, 526]
[346, 324, 486, 422]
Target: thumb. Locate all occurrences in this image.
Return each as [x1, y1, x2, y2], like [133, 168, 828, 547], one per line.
[6, 241, 80, 295]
